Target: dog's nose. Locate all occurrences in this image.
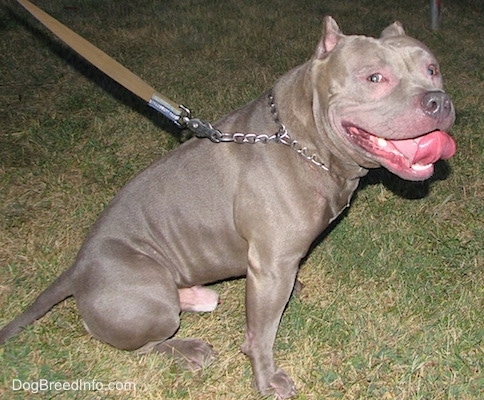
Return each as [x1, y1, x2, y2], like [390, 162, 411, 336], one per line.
[421, 91, 453, 122]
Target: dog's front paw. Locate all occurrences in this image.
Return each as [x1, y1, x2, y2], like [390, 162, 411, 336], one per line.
[260, 368, 297, 399]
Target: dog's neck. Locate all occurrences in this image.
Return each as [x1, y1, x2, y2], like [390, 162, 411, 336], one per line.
[271, 66, 368, 180]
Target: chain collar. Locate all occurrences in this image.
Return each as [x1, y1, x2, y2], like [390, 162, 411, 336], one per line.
[187, 90, 329, 172]
[268, 92, 329, 171]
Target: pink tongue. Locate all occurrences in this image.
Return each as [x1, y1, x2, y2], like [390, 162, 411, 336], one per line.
[390, 131, 456, 165]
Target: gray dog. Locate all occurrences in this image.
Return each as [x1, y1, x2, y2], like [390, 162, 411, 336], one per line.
[0, 17, 455, 398]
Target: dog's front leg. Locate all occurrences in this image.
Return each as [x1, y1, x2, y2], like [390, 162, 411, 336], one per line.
[241, 252, 299, 399]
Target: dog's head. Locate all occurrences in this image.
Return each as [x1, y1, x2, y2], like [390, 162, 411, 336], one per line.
[312, 17, 456, 181]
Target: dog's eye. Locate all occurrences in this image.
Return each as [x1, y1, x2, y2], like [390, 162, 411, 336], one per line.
[427, 64, 438, 76]
[368, 73, 384, 83]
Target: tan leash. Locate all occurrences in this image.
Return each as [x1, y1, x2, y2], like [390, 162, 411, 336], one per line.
[15, 0, 265, 141]
[14, 1, 278, 143]
[16, 0, 190, 126]
[14, 0, 329, 171]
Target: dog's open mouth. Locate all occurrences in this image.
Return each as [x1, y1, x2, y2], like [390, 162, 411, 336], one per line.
[345, 125, 456, 180]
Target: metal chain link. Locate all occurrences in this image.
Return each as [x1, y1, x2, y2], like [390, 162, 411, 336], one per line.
[187, 91, 329, 172]
[186, 119, 280, 144]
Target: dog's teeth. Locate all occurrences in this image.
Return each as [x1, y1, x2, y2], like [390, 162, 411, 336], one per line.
[411, 163, 432, 171]
[377, 137, 388, 147]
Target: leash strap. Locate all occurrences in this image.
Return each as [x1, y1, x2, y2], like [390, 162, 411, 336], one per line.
[14, 1, 331, 172]
[16, 0, 190, 127]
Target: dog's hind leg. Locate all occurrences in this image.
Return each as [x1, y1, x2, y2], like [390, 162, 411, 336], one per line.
[75, 253, 216, 370]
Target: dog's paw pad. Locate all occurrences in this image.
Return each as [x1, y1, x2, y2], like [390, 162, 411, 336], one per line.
[179, 286, 220, 312]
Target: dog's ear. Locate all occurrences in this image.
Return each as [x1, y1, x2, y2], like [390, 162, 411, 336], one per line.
[315, 16, 343, 59]
[380, 21, 406, 38]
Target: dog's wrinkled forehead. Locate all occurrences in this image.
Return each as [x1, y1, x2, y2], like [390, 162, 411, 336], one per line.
[380, 35, 436, 61]
[334, 30, 442, 89]
[351, 23, 434, 56]
[348, 34, 438, 66]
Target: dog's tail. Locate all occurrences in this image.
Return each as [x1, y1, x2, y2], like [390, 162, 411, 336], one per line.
[0, 269, 73, 344]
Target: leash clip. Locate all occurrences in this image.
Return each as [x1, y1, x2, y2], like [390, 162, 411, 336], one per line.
[186, 119, 224, 142]
[148, 94, 191, 127]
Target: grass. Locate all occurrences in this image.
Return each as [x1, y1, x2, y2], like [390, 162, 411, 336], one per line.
[0, 0, 482, 398]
